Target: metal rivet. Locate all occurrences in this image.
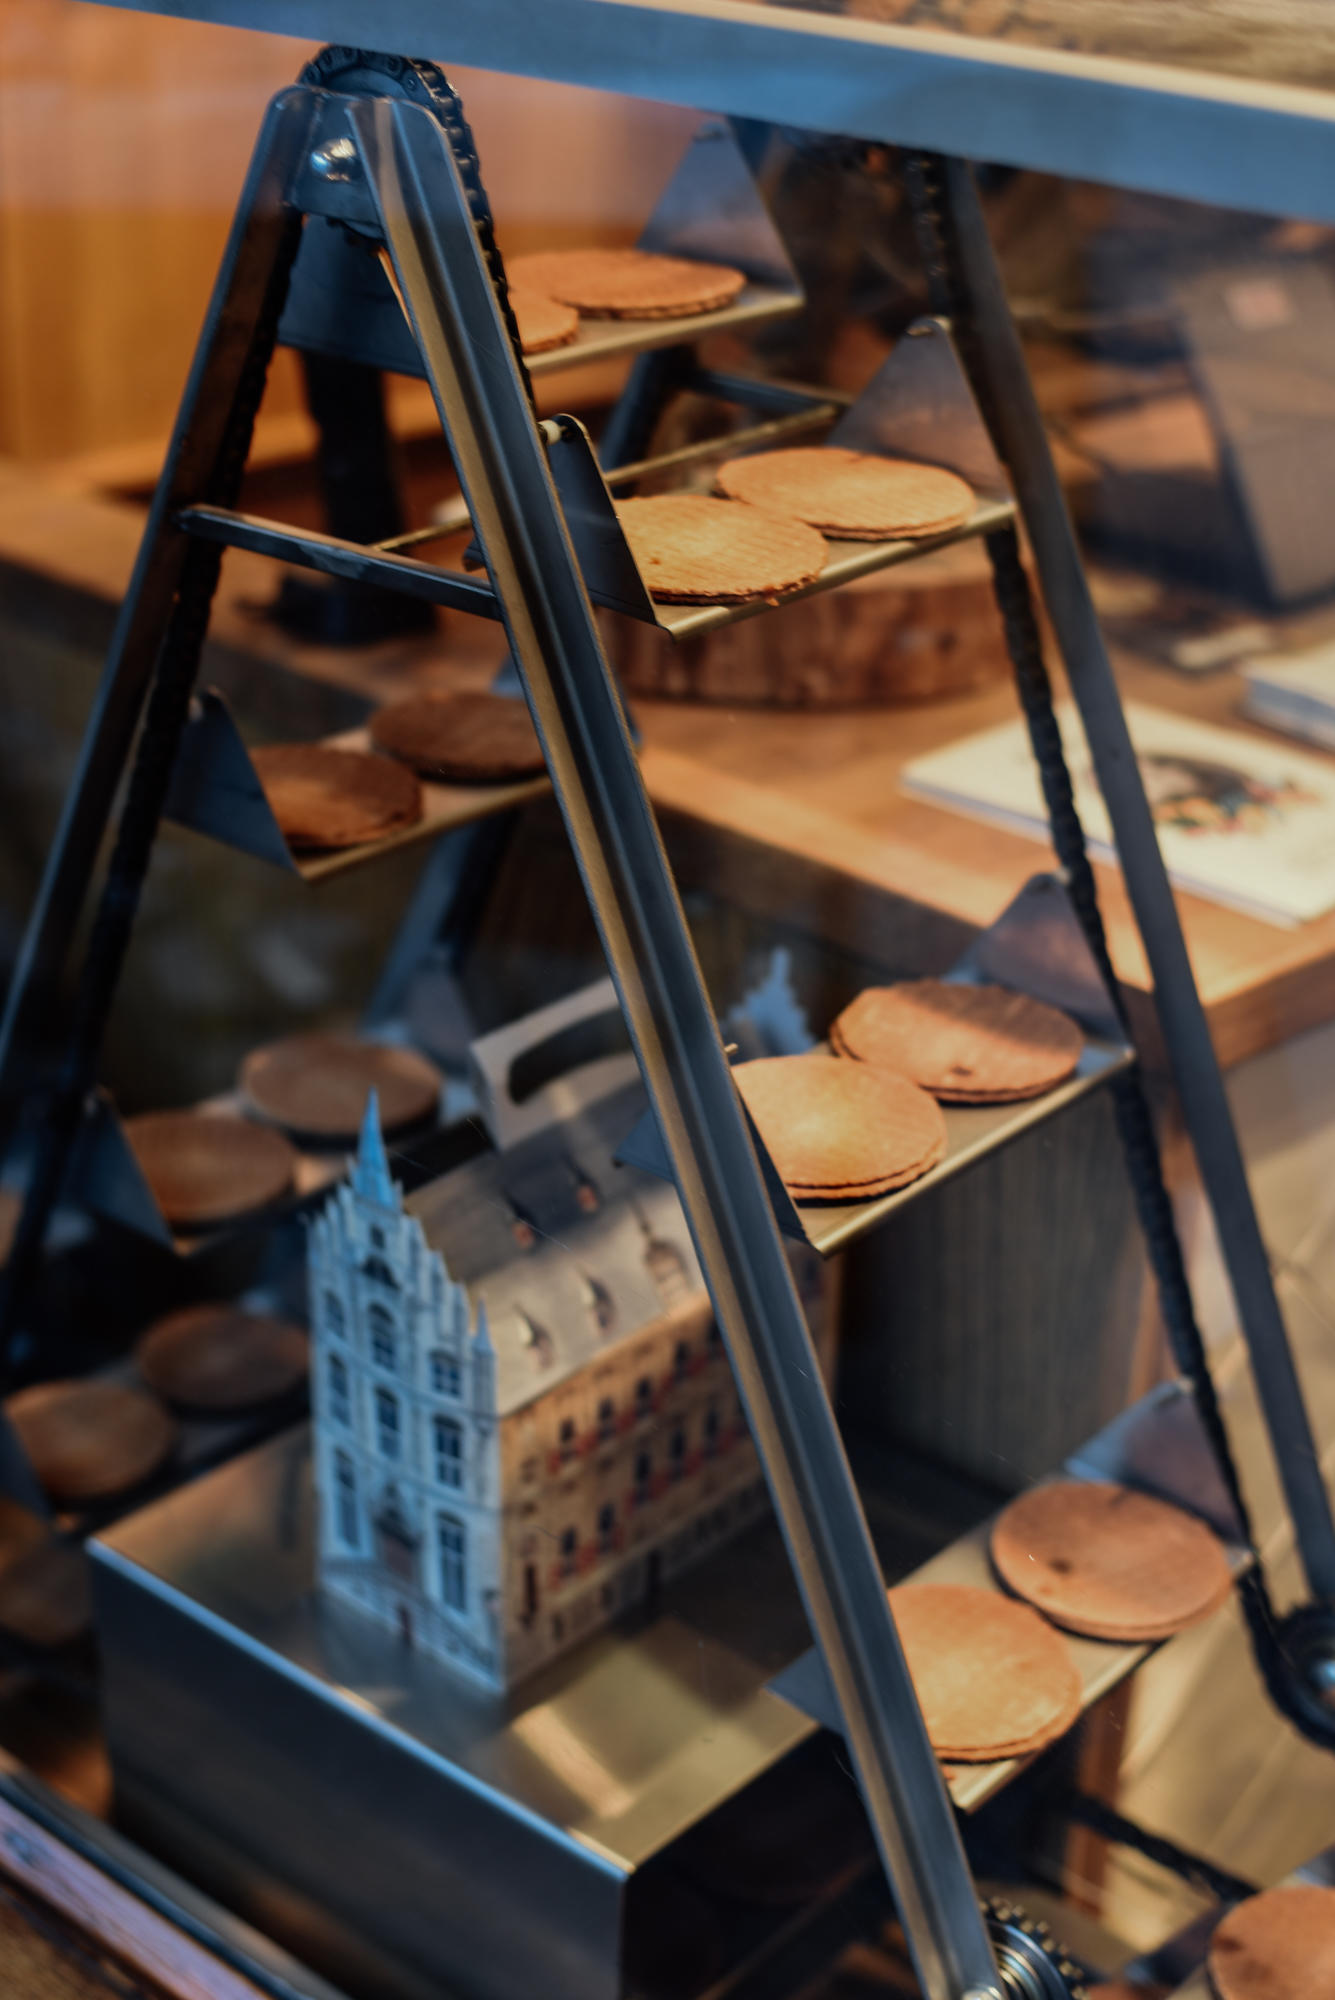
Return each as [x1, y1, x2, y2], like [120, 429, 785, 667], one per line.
[309, 137, 359, 182]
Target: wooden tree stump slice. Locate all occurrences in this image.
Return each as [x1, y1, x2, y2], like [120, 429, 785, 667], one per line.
[605, 538, 1017, 707]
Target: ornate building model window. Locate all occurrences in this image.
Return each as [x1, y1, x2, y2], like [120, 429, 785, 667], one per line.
[308, 1091, 786, 1691]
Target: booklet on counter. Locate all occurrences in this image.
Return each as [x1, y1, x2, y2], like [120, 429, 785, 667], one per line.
[902, 699, 1335, 928]
[1242, 639, 1335, 752]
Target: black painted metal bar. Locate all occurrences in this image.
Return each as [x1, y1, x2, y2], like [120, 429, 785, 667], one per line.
[0, 89, 319, 1123]
[177, 504, 502, 617]
[937, 154, 1335, 1603]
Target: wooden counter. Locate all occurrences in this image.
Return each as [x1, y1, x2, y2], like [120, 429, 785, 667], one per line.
[637, 642, 1335, 1074]
[5, 455, 1335, 1075]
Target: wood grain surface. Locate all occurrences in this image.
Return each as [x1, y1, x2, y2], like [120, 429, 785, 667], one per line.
[780, 0, 1335, 95]
[638, 636, 1335, 1074]
[0, 1791, 268, 2000]
[3, 452, 1334, 1074]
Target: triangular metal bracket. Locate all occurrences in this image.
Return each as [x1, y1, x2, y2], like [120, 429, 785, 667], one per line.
[769, 1378, 1248, 1739]
[547, 420, 660, 623]
[950, 872, 1126, 1044]
[63, 1090, 174, 1246]
[280, 114, 802, 380]
[617, 1067, 809, 1245]
[1067, 1378, 1247, 1544]
[464, 416, 658, 623]
[277, 217, 423, 378]
[164, 689, 303, 873]
[830, 317, 1009, 497]
[638, 117, 802, 297]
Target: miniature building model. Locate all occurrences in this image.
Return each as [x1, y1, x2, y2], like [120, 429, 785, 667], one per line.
[309, 1073, 824, 1691]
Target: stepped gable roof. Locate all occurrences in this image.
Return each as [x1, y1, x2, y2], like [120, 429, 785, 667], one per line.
[406, 1083, 704, 1417]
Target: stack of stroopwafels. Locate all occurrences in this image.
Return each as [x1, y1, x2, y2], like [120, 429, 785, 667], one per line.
[125, 1109, 299, 1232]
[370, 690, 545, 785]
[137, 1303, 309, 1413]
[830, 978, 1083, 1105]
[508, 246, 746, 324]
[715, 445, 975, 542]
[251, 743, 423, 852]
[887, 1582, 1082, 1763]
[240, 1033, 443, 1145]
[5, 1379, 178, 1505]
[616, 494, 828, 606]
[248, 687, 548, 858]
[990, 1480, 1233, 1643]
[1206, 1885, 1335, 2000]
[733, 1050, 945, 1204]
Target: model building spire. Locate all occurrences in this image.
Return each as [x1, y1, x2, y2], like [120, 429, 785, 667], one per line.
[351, 1089, 396, 1208]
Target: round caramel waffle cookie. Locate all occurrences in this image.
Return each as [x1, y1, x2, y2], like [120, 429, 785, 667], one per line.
[125, 1111, 298, 1231]
[733, 1051, 946, 1201]
[716, 446, 975, 542]
[251, 743, 422, 851]
[886, 1582, 1082, 1762]
[508, 247, 745, 320]
[369, 690, 545, 785]
[991, 1480, 1233, 1642]
[0, 1539, 92, 1649]
[136, 1304, 309, 1413]
[5, 1380, 177, 1504]
[510, 284, 579, 354]
[0, 1498, 49, 1575]
[240, 1034, 442, 1144]
[831, 979, 1083, 1103]
[0, 1187, 17, 1266]
[616, 495, 826, 604]
[1207, 1885, 1335, 2000]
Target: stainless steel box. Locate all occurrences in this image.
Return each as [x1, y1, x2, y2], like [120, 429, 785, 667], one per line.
[89, 1425, 830, 2000]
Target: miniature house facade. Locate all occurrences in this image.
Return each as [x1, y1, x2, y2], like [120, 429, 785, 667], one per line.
[308, 1082, 824, 1692]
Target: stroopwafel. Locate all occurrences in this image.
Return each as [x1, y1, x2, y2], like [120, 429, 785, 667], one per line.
[508, 247, 745, 320]
[0, 1539, 91, 1648]
[239, 1033, 442, 1143]
[831, 979, 1083, 1103]
[733, 1051, 945, 1202]
[251, 743, 422, 850]
[991, 1480, 1233, 1642]
[0, 1498, 49, 1575]
[369, 690, 545, 785]
[125, 1110, 298, 1230]
[0, 1188, 17, 1266]
[136, 1304, 309, 1413]
[616, 494, 827, 604]
[716, 446, 975, 541]
[1207, 1885, 1335, 2000]
[5, 1379, 177, 1504]
[886, 1581, 1082, 1762]
[510, 284, 579, 354]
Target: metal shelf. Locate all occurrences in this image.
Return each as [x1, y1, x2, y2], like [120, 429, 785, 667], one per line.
[772, 1380, 1252, 1815]
[802, 1030, 1128, 1257]
[651, 496, 1015, 641]
[620, 1023, 1129, 1259]
[524, 278, 802, 377]
[620, 874, 1134, 1259]
[165, 689, 547, 884]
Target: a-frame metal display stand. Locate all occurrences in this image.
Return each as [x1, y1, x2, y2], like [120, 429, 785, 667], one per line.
[2, 46, 1334, 2000]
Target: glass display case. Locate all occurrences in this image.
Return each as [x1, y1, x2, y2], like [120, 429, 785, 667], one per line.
[2, 9, 1335, 2000]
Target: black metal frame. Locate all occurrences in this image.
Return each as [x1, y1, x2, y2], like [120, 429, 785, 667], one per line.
[2, 51, 1333, 2000]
